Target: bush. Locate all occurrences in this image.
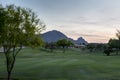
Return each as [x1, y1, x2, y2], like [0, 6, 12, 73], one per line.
[104, 49, 112, 56]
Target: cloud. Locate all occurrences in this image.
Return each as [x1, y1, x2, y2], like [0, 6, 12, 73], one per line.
[79, 33, 107, 38]
[55, 15, 120, 28]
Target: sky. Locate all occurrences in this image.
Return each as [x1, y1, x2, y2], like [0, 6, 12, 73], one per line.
[0, 0, 120, 43]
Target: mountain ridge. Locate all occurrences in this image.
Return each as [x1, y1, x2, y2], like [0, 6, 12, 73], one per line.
[41, 30, 88, 45]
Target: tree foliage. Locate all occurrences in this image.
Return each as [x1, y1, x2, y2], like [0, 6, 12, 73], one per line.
[116, 30, 120, 40]
[56, 39, 73, 53]
[87, 43, 107, 53]
[108, 39, 120, 49]
[109, 30, 120, 49]
[107, 30, 120, 56]
[44, 42, 56, 52]
[0, 4, 45, 80]
[86, 43, 96, 52]
[108, 39, 120, 55]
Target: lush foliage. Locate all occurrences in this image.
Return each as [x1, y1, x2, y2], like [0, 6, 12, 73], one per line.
[86, 43, 106, 52]
[0, 4, 45, 80]
[108, 39, 120, 49]
[56, 39, 73, 52]
[107, 30, 120, 55]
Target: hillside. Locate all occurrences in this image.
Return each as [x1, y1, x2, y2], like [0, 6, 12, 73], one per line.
[41, 30, 88, 45]
[41, 30, 68, 43]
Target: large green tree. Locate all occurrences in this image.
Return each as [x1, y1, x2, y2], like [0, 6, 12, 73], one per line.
[0, 4, 45, 80]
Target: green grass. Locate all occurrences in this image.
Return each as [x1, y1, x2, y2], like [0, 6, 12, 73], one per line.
[0, 48, 120, 80]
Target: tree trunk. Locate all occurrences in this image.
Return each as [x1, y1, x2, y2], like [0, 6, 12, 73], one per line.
[3, 45, 22, 80]
[4, 47, 16, 80]
[107, 53, 110, 56]
[6, 57, 15, 80]
[8, 71, 11, 80]
[6, 59, 13, 80]
[63, 46, 65, 53]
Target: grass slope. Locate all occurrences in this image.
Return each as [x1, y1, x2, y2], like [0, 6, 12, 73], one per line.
[0, 48, 120, 80]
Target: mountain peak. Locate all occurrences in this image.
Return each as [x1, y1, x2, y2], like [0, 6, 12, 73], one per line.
[42, 30, 67, 43]
[76, 37, 88, 45]
[41, 30, 88, 45]
[78, 37, 83, 40]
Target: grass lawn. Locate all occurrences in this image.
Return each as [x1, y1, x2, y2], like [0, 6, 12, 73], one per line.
[0, 48, 120, 80]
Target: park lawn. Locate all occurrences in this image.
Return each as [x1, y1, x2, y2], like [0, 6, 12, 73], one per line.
[0, 47, 120, 80]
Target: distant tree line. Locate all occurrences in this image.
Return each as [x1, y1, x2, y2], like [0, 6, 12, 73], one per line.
[86, 43, 107, 52]
[44, 39, 73, 53]
[85, 30, 120, 56]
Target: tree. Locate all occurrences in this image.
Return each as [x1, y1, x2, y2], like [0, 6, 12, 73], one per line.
[116, 30, 120, 53]
[107, 30, 120, 55]
[56, 39, 73, 53]
[108, 39, 120, 55]
[116, 30, 120, 40]
[108, 39, 120, 48]
[0, 4, 45, 80]
[44, 42, 56, 52]
[86, 43, 96, 52]
[104, 48, 112, 56]
[66, 40, 74, 47]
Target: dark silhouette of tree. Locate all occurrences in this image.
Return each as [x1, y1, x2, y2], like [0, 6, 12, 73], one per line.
[86, 43, 95, 52]
[104, 48, 112, 56]
[108, 39, 120, 55]
[0, 4, 45, 80]
[116, 30, 120, 40]
[107, 30, 120, 55]
[44, 42, 56, 52]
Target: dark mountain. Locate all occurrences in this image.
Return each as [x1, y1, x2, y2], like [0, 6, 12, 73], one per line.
[74, 37, 88, 45]
[41, 30, 67, 43]
[41, 30, 88, 45]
